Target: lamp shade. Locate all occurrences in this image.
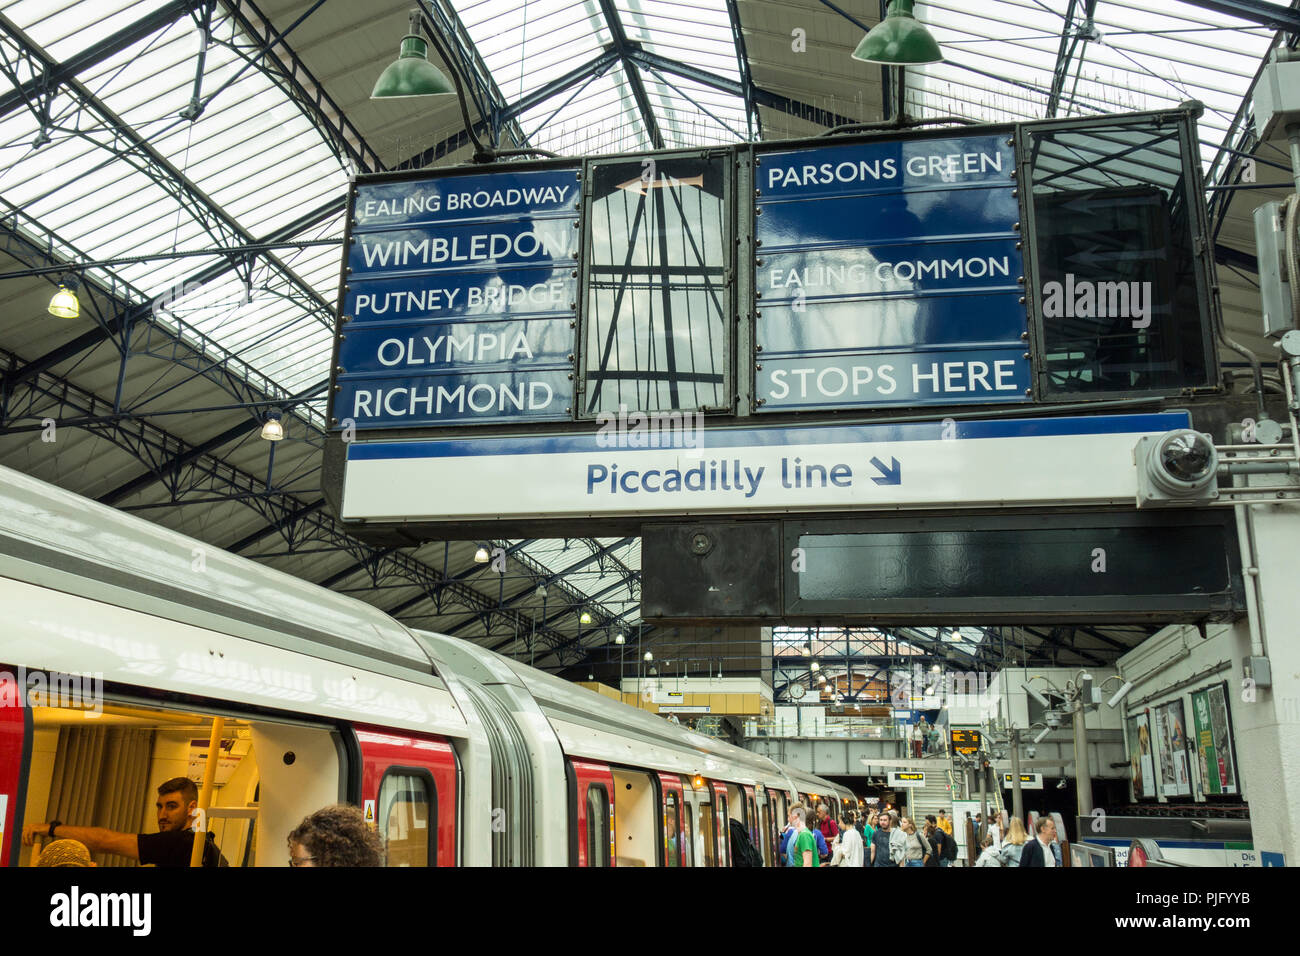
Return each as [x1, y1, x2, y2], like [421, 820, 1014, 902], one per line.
[48, 284, 79, 319]
[852, 0, 943, 65]
[372, 34, 455, 98]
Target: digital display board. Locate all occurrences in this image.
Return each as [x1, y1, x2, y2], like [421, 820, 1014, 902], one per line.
[951, 728, 983, 755]
[754, 135, 1030, 411]
[336, 167, 580, 429]
[889, 772, 926, 787]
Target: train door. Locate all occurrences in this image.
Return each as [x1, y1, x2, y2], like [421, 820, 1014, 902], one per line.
[567, 759, 614, 867]
[711, 781, 731, 866]
[694, 784, 717, 866]
[676, 776, 694, 867]
[743, 785, 758, 848]
[758, 788, 772, 865]
[0, 677, 28, 866]
[355, 725, 458, 867]
[610, 768, 658, 867]
[658, 773, 685, 867]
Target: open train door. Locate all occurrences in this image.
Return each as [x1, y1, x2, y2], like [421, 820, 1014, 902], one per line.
[567, 759, 614, 867]
[711, 780, 731, 866]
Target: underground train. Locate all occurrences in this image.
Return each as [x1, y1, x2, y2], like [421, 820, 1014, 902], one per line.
[0, 463, 852, 867]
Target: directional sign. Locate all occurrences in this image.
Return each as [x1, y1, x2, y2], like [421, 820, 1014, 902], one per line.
[755, 134, 1029, 411]
[889, 772, 926, 787]
[1002, 773, 1043, 790]
[337, 166, 580, 429]
[339, 411, 1192, 522]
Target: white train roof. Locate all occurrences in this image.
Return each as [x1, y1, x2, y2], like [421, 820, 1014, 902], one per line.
[0, 463, 433, 671]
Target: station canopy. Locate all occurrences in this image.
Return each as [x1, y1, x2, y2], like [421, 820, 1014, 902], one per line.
[0, 0, 1293, 676]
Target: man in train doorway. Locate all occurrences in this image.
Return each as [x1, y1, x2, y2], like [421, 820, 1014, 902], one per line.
[23, 776, 228, 867]
[786, 806, 819, 867]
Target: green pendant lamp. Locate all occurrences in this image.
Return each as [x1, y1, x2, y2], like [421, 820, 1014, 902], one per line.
[852, 0, 943, 65]
[372, 10, 455, 98]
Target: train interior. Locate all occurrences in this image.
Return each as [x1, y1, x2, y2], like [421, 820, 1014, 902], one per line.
[19, 693, 341, 868]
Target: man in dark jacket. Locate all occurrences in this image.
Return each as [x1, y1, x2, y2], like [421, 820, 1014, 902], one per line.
[925, 814, 950, 867]
[1020, 816, 1063, 867]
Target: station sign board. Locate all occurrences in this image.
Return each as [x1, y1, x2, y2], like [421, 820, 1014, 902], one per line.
[337, 167, 580, 429]
[889, 772, 926, 788]
[754, 134, 1029, 411]
[951, 728, 983, 756]
[339, 411, 1191, 522]
[1003, 772, 1043, 789]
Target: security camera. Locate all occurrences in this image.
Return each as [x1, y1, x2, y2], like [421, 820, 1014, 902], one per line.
[1025, 745, 1037, 758]
[1135, 429, 1219, 506]
[1045, 711, 1062, 729]
[1056, 778, 1067, 790]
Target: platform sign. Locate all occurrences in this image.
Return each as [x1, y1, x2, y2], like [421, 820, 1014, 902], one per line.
[889, 772, 926, 787]
[755, 135, 1029, 411]
[951, 728, 983, 756]
[1002, 772, 1043, 789]
[336, 167, 580, 429]
[339, 411, 1192, 521]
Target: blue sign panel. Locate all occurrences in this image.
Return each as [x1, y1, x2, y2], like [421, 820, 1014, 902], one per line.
[755, 134, 1028, 411]
[338, 318, 574, 375]
[757, 347, 1031, 410]
[343, 268, 576, 324]
[334, 368, 574, 427]
[342, 166, 579, 429]
[352, 169, 579, 228]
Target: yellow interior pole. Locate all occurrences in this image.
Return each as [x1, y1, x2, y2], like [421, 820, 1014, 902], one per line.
[190, 716, 225, 868]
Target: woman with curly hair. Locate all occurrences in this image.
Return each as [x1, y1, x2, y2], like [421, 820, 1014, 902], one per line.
[288, 805, 385, 867]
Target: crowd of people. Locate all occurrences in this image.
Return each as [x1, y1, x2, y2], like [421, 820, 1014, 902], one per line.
[777, 801, 1062, 867]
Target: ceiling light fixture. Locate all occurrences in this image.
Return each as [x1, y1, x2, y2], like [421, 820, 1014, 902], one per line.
[579, 610, 592, 624]
[48, 276, 80, 319]
[371, 9, 455, 98]
[852, 0, 943, 65]
[473, 545, 490, 563]
[260, 410, 285, 442]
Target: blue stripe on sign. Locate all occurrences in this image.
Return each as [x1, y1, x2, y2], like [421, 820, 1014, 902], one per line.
[1087, 838, 1238, 851]
[345, 411, 1193, 461]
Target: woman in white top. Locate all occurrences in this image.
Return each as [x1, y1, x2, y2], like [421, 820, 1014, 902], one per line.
[829, 812, 865, 867]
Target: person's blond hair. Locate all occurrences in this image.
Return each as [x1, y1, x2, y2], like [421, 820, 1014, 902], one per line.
[1005, 816, 1028, 846]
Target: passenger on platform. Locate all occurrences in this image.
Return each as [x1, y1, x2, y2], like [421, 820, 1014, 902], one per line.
[829, 811, 864, 867]
[779, 803, 827, 865]
[936, 809, 953, 837]
[785, 806, 819, 868]
[35, 839, 95, 867]
[815, 803, 839, 844]
[998, 817, 1028, 866]
[987, 811, 1003, 851]
[975, 834, 1003, 867]
[22, 776, 227, 867]
[869, 810, 895, 867]
[924, 815, 949, 867]
[288, 804, 384, 867]
[898, 816, 931, 867]
[1018, 816, 1062, 868]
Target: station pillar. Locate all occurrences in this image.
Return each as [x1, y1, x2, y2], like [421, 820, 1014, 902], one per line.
[1231, 478, 1300, 866]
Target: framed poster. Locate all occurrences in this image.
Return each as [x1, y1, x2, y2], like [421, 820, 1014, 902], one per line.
[1128, 713, 1156, 799]
[1153, 698, 1192, 798]
[1206, 682, 1239, 796]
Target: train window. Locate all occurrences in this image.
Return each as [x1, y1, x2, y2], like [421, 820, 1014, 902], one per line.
[586, 785, 610, 867]
[699, 803, 716, 867]
[378, 770, 434, 867]
[664, 791, 680, 867]
[681, 802, 694, 867]
[716, 794, 730, 866]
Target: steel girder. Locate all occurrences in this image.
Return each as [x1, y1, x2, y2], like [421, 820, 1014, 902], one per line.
[1180, 0, 1300, 33]
[0, 12, 338, 336]
[595, 0, 667, 150]
[724, 0, 760, 139]
[1045, 0, 1095, 119]
[218, 0, 385, 174]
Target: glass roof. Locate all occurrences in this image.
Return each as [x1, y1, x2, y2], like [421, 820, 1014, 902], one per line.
[0, 0, 1287, 656]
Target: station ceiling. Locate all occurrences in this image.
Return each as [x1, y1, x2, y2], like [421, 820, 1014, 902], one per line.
[0, 0, 1293, 676]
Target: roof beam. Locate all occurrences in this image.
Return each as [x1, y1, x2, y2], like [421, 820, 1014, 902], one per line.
[623, 47, 860, 129]
[1178, 0, 1300, 33]
[595, 0, 665, 149]
[0, 0, 193, 122]
[499, 48, 621, 125]
[723, 0, 760, 138]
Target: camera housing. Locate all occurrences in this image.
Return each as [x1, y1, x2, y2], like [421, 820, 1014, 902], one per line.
[1134, 429, 1219, 507]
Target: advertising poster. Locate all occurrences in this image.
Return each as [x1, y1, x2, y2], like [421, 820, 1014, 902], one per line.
[1154, 699, 1192, 797]
[1128, 713, 1156, 799]
[1190, 689, 1218, 796]
[1207, 682, 1239, 795]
